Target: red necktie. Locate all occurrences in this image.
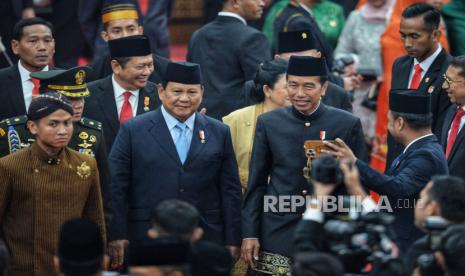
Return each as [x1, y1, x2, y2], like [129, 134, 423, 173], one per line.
[30, 78, 40, 96]
[446, 108, 465, 159]
[120, 91, 133, 124]
[409, 64, 422, 89]
[138, 0, 149, 16]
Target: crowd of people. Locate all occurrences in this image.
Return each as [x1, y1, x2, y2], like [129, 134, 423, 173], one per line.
[0, 0, 465, 275]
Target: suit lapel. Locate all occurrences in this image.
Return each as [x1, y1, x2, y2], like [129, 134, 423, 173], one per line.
[184, 113, 208, 167]
[441, 106, 455, 148]
[148, 108, 182, 165]
[96, 76, 120, 136]
[7, 65, 27, 115]
[136, 82, 159, 115]
[399, 58, 413, 88]
[418, 49, 447, 93]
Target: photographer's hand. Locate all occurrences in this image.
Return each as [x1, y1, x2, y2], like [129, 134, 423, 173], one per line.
[313, 181, 337, 197]
[322, 138, 357, 163]
[340, 161, 367, 198]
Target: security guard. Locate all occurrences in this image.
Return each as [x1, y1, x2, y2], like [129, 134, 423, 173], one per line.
[0, 66, 112, 225]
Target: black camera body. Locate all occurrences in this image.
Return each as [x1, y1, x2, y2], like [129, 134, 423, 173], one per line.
[323, 212, 396, 274]
[311, 155, 344, 185]
[424, 216, 449, 250]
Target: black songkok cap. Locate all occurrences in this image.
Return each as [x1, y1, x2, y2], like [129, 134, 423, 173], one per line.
[163, 62, 202, 85]
[27, 92, 73, 121]
[30, 66, 92, 98]
[190, 241, 233, 276]
[109, 35, 151, 58]
[58, 218, 103, 264]
[277, 30, 318, 54]
[128, 238, 190, 266]
[287, 56, 328, 77]
[389, 89, 431, 114]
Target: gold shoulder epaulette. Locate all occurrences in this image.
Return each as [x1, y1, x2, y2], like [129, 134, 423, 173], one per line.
[0, 115, 28, 126]
[79, 117, 102, 131]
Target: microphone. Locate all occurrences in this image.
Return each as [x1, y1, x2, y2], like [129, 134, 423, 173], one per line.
[0, 36, 13, 66]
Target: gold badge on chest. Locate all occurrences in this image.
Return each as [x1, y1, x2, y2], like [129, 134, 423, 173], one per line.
[77, 161, 91, 179]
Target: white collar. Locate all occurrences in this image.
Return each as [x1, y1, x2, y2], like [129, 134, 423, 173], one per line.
[403, 133, 434, 153]
[218, 11, 247, 25]
[298, 3, 313, 16]
[18, 60, 48, 83]
[161, 105, 196, 131]
[413, 45, 442, 73]
[112, 74, 139, 98]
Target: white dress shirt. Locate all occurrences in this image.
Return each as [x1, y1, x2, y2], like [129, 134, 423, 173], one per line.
[408, 45, 442, 86]
[112, 74, 139, 118]
[218, 11, 247, 25]
[298, 2, 313, 16]
[18, 60, 49, 110]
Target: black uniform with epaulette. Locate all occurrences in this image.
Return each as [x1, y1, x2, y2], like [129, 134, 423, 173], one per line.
[0, 66, 112, 226]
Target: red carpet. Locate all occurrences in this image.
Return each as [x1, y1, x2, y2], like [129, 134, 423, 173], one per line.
[170, 44, 188, 61]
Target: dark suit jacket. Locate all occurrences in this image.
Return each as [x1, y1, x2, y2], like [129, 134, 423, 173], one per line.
[78, 0, 171, 58]
[87, 53, 170, 84]
[386, 49, 452, 168]
[0, 65, 27, 120]
[441, 105, 465, 182]
[242, 104, 367, 256]
[108, 108, 242, 245]
[187, 15, 271, 119]
[274, 3, 334, 68]
[83, 76, 161, 153]
[357, 135, 448, 251]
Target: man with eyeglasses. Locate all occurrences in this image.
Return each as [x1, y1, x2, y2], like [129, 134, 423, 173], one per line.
[241, 56, 366, 275]
[441, 56, 465, 183]
[83, 35, 160, 153]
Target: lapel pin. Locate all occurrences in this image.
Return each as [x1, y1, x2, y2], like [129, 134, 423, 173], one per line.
[320, 131, 326, 141]
[428, 86, 434, 94]
[199, 130, 206, 144]
[425, 77, 430, 83]
[144, 96, 150, 112]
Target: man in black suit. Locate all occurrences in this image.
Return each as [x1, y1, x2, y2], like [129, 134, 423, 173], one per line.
[0, 0, 34, 68]
[83, 35, 160, 153]
[85, 1, 169, 84]
[187, 0, 271, 119]
[441, 56, 465, 182]
[0, 18, 54, 121]
[274, 0, 334, 69]
[79, 0, 171, 59]
[241, 56, 366, 274]
[386, 3, 452, 169]
[275, 30, 352, 112]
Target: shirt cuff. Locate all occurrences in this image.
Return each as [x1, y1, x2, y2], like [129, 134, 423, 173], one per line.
[302, 207, 324, 223]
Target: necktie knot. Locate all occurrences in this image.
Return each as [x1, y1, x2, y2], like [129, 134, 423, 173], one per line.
[410, 64, 423, 89]
[414, 64, 422, 73]
[123, 91, 132, 101]
[30, 78, 40, 96]
[455, 108, 465, 119]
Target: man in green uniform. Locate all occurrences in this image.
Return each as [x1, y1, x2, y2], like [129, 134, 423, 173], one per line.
[0, 66, 111, 224]
[0, 92, 105, 276]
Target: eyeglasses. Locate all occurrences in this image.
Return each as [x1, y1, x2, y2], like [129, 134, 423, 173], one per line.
[443, 74, 465, 88]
